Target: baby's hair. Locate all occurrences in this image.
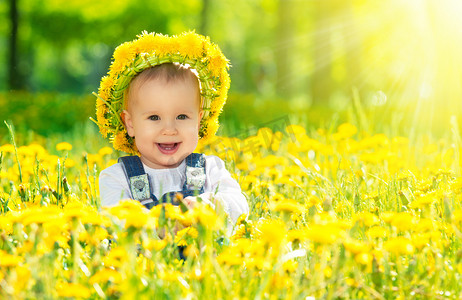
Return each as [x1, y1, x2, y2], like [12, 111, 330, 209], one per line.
[125, 63, 201, 110]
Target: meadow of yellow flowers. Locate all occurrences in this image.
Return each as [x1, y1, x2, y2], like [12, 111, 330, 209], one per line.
[1, 123, 461, 299]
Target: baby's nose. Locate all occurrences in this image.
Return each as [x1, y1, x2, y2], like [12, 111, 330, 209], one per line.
[161, 121, 178, 135]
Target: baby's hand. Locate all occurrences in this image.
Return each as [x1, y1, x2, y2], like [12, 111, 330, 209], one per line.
[182, 196, 197, 209]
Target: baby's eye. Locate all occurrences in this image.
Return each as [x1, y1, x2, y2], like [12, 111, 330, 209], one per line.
[177, 114, 188, 120]
[148, 115, 160, 121]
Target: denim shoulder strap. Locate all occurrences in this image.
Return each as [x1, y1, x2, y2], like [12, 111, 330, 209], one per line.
[118, 156, 153, 202]
[182, 153, 206, 196]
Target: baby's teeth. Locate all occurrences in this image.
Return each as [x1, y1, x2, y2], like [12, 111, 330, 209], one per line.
[160, 143, 176, 150]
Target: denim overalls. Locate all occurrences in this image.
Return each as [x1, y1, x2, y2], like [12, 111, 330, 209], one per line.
[118, 153, 207, 209]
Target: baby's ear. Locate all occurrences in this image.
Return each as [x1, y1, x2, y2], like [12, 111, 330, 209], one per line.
[198, 110, 204, 126]
[122, 110, 135, 137]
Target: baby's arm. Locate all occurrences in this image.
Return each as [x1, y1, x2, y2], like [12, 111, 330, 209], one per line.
[196, 155, 249, 223]
[99, 163, 131, 207]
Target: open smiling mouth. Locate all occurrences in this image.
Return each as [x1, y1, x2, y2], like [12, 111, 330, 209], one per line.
[157, 143, 181, 154]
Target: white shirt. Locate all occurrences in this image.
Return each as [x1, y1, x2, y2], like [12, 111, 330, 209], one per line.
[99, 155, 249, 224]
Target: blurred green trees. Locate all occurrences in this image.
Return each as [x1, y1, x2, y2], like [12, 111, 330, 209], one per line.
[0, 0, 373, 99]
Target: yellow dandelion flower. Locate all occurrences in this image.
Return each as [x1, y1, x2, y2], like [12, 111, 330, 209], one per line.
[174, 226, 199, 246]
[98, 125, 109, 139]
[0, 250, 24, 267]
[106, 158, 117, 166]
[184, 245, 200, 258]
[0, 144, 15, 153]
[81, 210, 111, 227]
[384, 237, 415, 255]
[307, 194, 322, 207]
[323, 266, 333, 278]
[64, 158, 76, 168]
[193, 203, 221, 230]
[89, 268, 123, 285]
[100, 75, 115, 91]
[142, 238, 167, 251]
[415, 218, 435, 232]
[113, 41, 136, 66]
[346, 277, 359, 287]
[451, 177, 462, 191]
[79, 231, 91, 244]
[0, 215, 12, 234]
[355, 252, 373, 266]
[113, 130, 136, 154]
[210, 95, 225, 113]
[283, 260, 298, 273]
[409, 192, 437, 209]
[354, 212, 380, 227]
[372, 248, 384, 261]
[109, 199, 144, 214]
[245, 255, 272, 270]
[380, 211, 396, 223]
[109, 200, 149, 229]
[257, 219, 286, 247]
[217, 248, 243, 266]
[159, 269, 183, 282]
[20, 206, 63, 226]
[185, 226, 199, 238]
[98, 146, 113, 156]
[178, 31, 204, 58]
[305, 224, 345, 245]
[206, 44, 228, 77]
[235, 213, 248, 226]
[96, 99, 108, 117]
[366, 226, 388, 239]
[232, 224, 247, 241]
[109, 60, 125, 75]
[148, 204, 163, 218]
[19, 144, 46, 157]
[333, 123, 358, 140]
[453, 209, 462, 223]
[343, 238, 370, 254]
[411, 233, 431, 250]
[163, 204, 184, 221]
[269, 198, 304, 215]
[287, 229, 307, 244]
[56, 282, 91, 298]
[174, 235, 189, 248]
[220, 68, 231, 88]
[133, 31, 158, 53]
[149, 34, 172, 57]
[103, 247, 127, 268]
[97, 87, 110, 101]
[64, 202, 87, 219]
[12, 265, 31, 291]
[87, 153, 102, 166]
[285, 124, 306, 137]
[390, 212, 417, 232]
[203, 116, 219, 139]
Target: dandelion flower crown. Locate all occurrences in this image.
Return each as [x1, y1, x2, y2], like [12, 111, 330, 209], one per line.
[94, 31, 230, 154]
